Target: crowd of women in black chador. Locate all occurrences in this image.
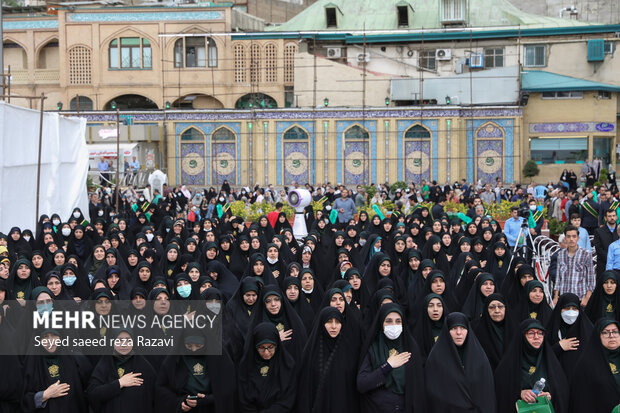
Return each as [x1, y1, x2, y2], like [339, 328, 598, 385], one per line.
[1, 195, 620, 413]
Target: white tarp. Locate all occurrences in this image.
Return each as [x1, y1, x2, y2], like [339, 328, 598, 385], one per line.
[0, 101, 89, 233]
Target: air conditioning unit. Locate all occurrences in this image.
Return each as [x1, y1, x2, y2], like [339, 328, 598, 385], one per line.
[326, 47, 342, 59]
[436, 49, 452, 61]
[469, 53, 483, 68]
[356, 53, 370, 63]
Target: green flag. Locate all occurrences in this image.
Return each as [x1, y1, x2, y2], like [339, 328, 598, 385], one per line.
[372, 204, 385, 220]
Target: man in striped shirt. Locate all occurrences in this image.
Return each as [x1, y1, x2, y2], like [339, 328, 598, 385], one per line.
[553, 225, 595, 308]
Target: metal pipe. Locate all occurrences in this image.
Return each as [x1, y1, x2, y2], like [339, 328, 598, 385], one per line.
[35, 93, 46, 223]
[115, 108, 120, 214]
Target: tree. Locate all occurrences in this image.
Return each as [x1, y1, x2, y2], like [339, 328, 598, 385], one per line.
[522, 160, 540, 179]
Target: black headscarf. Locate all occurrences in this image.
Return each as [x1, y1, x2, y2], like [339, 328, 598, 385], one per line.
[517, 280, 552, 325]
[425, 312, 496, 413]
[569, 319, 620, 412]
[472, 293, 517, 371]
[484, 241, 511, 289]
[546, 292, 593, 378]
[585, 270, 620, 323]
[227, 277, 262, 334]
[494, 318, 569, 413]
[238, 322, 296, 412]
[282, 276, 315, 334]
[412, 293, 446, 360]
[297, 306, 361, 413]
[357, 303, 427, 413]
[461, 272, 496, 320]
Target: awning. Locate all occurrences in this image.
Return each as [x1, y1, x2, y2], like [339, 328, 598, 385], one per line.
[88, 143, 137, 158]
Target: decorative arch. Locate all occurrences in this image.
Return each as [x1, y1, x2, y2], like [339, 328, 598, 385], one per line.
[264, 43, 278, 82]
[172, 94, 223, 109]
[284, 42, 297, 84]
[235, 93, 277, 109]
[178, 126, 206, 186]
[171, 32, 218, 68]
[70, 95, 93, 111]
[3, 39, 28, 70]
[403, 123, 432, 184]
[233, 43, 247, 83]
[36, 38, 59, 69]
[474, 121, 505, 183]
[343, 124, 370, 184]
[104, 94, 158, 110]
[68, 45, 92, 85]
[211, 126, 237, 185]
[282, 124, 310, 184]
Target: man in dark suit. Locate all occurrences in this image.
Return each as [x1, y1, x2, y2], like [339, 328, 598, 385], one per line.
[593, 208, 619, 280]
[581, 188, 601, 235]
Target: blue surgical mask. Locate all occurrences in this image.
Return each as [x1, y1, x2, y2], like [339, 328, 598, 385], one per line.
[63, 276, 76, 287]
[177, 285, 192, 298]
[373, 246, 381, 253]
[37, 303, 53, 315]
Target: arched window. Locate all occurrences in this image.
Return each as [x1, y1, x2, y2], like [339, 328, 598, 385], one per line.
[69, 46, 91, 85]
[405, 124, 431, 139]
[37, 40, 59, 69]
[233, 43, 247, 83]
[212, 127, 235, 141]
[235, 93, 277, 109]
[70, 96, 93, 111]
[265, 43, 277, 82]
[283, 126, 308, 140]
[344, 125, 369, 141]
[4, 41, 27, 69]
[250, 44, 261, 83]
[174, 37, 217, 68]
[284, 43, 297, 83]
[181, 127, 204, 141]
[109, 37, 151, 69]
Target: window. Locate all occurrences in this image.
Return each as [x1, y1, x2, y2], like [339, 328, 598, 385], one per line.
[344, 125, 369, 140]
[326, 7, 337, 28]
[233, 44, 247, 83]
[174, 37, 217, 68]
[69, 96, 93, 111]
[530, 137, 587, 164]
[181, 127, 204, 141]
[598, 90, 612, 99]
[524, 45, 546, 67]
[405, 125, 431, 139]
[250, 44, 261, 83]
[484, 48, 504, 68]
[397, 6, 409, 27]
[441, 0, 466, 23]
[69, 46, 91, 85]
[109, 37, 151, 69]
[283, 126, 308, 140]
[604, 41, 615, 55]
[212, 127, 235, 141]
[541, 91, 584, 99]
[284, 43, 297, 83]
[265, 44, 277, 83]
[420, 50, 436, 70]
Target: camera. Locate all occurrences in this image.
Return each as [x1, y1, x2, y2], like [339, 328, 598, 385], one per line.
[517, 206, 530, 219]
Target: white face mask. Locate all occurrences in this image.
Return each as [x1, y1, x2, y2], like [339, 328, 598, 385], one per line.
[23, 236, 31, 242]
[62, 228, 71, 237]
[267, 257, 278, 264]
[302, 287, 313, 294]
[145, 233, 154, 242]
[98, 210, 104, 216]
[52, 219, 60, 226]
[384, 324, 403, 340]
[530, 205, 537, 211]
[359, 239, 367, 246]
[206, 302, 221, 314]
[73, 212, 80, 218]
[561, 309, 579, 325]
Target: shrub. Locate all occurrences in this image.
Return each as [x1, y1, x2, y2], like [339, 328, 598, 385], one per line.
[523, 160, 540, 178]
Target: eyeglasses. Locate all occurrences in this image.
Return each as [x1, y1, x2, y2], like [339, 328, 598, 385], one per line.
[525, 330, 545, 338]
[601, 330, 620, 338]
[257, 345, 276, 353]
[488, 304, 506, 311]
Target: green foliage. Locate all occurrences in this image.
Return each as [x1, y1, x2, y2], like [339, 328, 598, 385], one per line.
[523, 160, 540, 178]
[548, 218, 566, 236]
[595, 168, 609, 188]
[363, 185, 378, 201]
[444, 200, 467, 214]
[390, 181, 408, 193]
[230, 201, 295, 223]
[86, 175, 96, 192]
[229, 200, 248, 220]
[383, 200, 395, 211]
